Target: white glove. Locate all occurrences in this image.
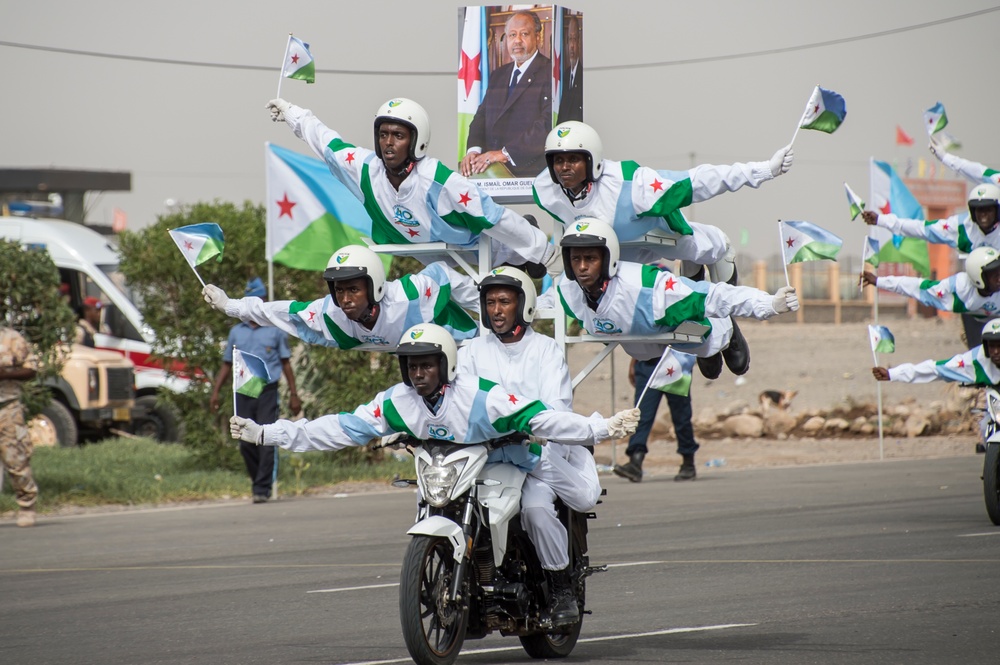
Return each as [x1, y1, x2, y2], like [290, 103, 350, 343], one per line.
[202, 284, 229, 312]
[606, 407, 641, 439]
[379, 432, 406, 449]
[772, 286, 799, 313]
[928, 134, 950, 161]
[768, 144, 794, 178]
[543, 244, 563, 277]
[230, 416, 264, 445]
[266, 98, 292, 123]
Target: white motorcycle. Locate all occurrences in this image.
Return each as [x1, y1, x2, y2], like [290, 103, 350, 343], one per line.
[382, 435, 603, 665]
[979, 387, 1000, 525]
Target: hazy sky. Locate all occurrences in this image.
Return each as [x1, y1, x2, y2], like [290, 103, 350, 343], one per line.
[3, 0, 998, 259]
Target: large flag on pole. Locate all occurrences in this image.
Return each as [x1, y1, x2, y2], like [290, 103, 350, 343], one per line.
[645, 347, 696, 397]
[168, 223, 225, 268]
[923, 102, 948, 136]
[232, 348, 271, 399]
[282, 36, 315, 84]
[457, 6, 485, 162]
[799, 86, 847, 134]
[780, 221, 843, 264]
[870, 159, 931, 277]
[265, 143, 390, 272]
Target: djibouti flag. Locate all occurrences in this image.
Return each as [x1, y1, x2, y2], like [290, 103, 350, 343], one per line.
[923, 102, 947, 136]
[168, 223, 225, 268]
[799, 86, 847, 134]
[265, 143, 389, 273]
[868, 324, 895, 354]
[844, 182, 865, 221]
[232, 348, 271, 398]
[282, 36, 315, 84]
[780, 220, 843, 264]
[645, 347, 695, 397]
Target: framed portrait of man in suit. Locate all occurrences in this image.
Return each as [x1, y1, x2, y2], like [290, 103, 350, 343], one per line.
[458, 5, 582, 202]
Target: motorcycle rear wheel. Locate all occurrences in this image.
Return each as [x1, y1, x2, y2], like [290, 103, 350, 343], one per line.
[984, 444, 1000, 526]
[400, 535, 469, 665]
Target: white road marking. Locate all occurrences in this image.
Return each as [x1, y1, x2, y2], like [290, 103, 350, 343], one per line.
[334, 623, 756, 665]
[957, 531, 1000, 537]
[307, 582, 399, 594]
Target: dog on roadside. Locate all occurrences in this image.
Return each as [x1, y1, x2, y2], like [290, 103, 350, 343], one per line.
[759, 390, 797, 414]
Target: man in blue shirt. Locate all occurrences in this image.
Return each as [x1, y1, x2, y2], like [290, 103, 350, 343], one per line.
[210, 278, 301, 503]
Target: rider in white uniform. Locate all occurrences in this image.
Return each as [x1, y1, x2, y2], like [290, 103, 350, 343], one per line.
[203, 245, 480, 349]
[266, 97, 557, 275]
[230, 323, 640, 453]
[456, 267, 599, 627]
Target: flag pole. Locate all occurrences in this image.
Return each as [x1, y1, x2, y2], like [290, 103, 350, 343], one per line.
[778, 220, 790, 287]
[789, 84, 815, 148]
[635, 346, 672, 407]
[276, 33, 292, 99]
[232, 346, 239, 417]
[191, 266, 206, 288]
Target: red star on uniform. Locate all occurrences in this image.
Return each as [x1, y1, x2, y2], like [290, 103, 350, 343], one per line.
[508, 394, 518, 404]
[406, 228, 420, 237]
[183, 241, 194, 250]
[458, 191, 472, 206]
[374, 404, 381, 418]
[663, 276, 677, 291]
[307, 311, 316, 322]
[957, 358, 965, 368]
[424, 287, 432, 298]
[936, 290, 944, 298]
[942, 223, 950, 231]
[276, 193, 296, 218]
[346, 152, 355, 165]
[650, 179, 664, 193]
[786, 236, 796, 248]
[291, 53, 300, 65]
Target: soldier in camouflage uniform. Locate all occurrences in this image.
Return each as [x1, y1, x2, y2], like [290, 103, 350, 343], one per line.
[0, 326, 39, 527]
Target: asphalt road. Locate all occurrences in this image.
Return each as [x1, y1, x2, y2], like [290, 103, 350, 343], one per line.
[2, 455, 999, 665]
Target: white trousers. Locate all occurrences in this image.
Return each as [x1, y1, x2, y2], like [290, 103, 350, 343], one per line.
[521, 443, 602, 570]
[620, 222, 729, 266]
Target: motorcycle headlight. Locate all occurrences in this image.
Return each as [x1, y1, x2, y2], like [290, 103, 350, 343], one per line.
[418, 453, 467, 507]
[989, 392, 1000, 418]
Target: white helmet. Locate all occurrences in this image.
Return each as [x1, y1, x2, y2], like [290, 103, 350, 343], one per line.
[323, 245, 387, 305]
[981, 318, 1000, 347]
[560, 217, 620, 280]
[374, 98, 431, 161]
[478, 266, 537, 335]
[965, 246, 1000, 290]
[968, 183, 1000, 224]
[544, 121, 604, 183]
[395, 323, 458, 386]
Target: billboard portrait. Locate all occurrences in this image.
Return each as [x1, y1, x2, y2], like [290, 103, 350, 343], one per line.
[458, 5, 582, 201]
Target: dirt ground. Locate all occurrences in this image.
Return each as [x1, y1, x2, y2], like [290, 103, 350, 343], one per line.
[568, 315, 981, 475]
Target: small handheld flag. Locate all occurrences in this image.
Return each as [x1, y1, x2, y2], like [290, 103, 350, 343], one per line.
[276, 34, 314, 99]
[779, 221, 843, 264]
[862, 236, 880, 268]
[868, 324, 895, 355]
[844, 182, 866, 221]
[636, 346, 696, 405]
[232, 347, 272, 399]
[168, 223, 225, 286]
[924, 102, 948, 136]
[792, 85, 846, 144]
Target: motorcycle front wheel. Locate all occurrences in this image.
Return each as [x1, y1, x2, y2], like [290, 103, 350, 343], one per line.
[400, 535, 469, 665]
[984, 444, 1000, 526]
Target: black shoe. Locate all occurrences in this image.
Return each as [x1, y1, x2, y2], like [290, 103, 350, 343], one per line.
[722, 318, 750, 375]
[674, 463, 697, 481]
[523, 261, 547, 279]
[697, 352, 723, 380]
[252, 494, 269, 504]
[546, 568, 580, 627]
[976, 442, 987, 454]
[613, 451, 645, 483]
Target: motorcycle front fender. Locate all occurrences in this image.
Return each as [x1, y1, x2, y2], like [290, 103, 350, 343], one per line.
[407, 515, 466, 563]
